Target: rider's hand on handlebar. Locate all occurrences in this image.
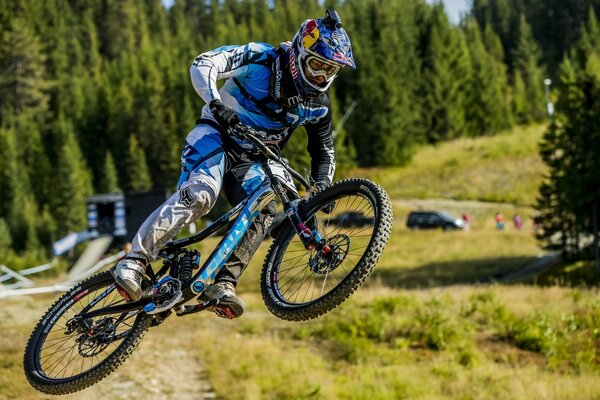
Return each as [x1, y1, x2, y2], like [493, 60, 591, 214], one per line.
[209, 99, 240, 130]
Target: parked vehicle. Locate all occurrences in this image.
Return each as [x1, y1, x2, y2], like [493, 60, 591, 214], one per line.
[406, 210, 465, 231]
[327, 211, 375, 228]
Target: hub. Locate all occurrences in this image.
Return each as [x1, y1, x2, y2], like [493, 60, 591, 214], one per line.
[308, 233, 350, 274]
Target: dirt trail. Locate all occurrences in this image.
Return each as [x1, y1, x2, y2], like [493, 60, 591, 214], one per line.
[4, 292, 217, 400]
[498, 251, 561, 283]
[60, 316, 217, 400]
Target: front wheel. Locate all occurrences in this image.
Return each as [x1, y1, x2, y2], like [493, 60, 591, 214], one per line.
[24, 271, 151, 394]
[261, 178, 393, 321]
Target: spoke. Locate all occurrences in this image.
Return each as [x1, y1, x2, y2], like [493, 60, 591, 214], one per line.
[44, 342, 79, 376]
[342, 224, 374, 238]
[282, 248, 312, 253]
[301, 273, 314, 304]
[42, 334, 77, 344]
[41, 344, 76, 363]
[277, 252, 310, 279]
[280, 262, 310, 293]
[40, 337, 76, 353]
[310, 274, 318, 302]
[278, 257, 310, 275]
[320, 272, 329, 296]
[41, 333, 78, 366]
[79, 351, 86, 375]
[57, 345, 79, 378]
[280, 263, 308, 299]
[286, 267, 313, 302]
[281, 252, 310, 263]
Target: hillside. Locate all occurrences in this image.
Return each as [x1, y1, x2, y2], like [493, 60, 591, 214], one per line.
[353, 124, 548, 206]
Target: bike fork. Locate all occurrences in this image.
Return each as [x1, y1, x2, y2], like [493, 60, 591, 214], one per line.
[268, 174, 330, 253]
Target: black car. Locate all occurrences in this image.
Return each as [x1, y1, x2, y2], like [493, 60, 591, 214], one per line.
[406, 210, 465, 231]
[327, 211, 375, 228]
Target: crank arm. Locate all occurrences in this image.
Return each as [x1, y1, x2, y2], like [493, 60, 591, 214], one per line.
[175, 299, 220, 317]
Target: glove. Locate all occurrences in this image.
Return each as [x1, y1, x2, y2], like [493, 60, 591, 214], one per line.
[313, 181, 335, 214]
[209, 99, 240, 130]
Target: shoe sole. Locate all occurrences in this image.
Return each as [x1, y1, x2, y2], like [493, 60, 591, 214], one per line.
[200, 296, 246, 319]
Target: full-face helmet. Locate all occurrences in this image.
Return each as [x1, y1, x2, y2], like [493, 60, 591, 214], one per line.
[289, 10, 355, 99]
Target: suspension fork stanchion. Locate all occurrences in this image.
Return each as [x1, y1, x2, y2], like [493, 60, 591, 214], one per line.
[263, 163, 329, 252]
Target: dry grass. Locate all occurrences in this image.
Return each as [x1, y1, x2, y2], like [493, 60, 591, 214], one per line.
[4, 249, 600, 399]
[352, 124, 547, 206]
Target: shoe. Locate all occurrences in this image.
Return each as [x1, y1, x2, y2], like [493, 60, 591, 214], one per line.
[199, 281, 246, 319]
[111, 258, 146, 301]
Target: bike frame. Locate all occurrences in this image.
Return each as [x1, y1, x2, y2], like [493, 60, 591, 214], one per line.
[79, 127, 326, 319]
[168, 169, 276, 300]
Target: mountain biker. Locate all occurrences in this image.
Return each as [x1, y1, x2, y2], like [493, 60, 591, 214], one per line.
[111, 10, 355, 319]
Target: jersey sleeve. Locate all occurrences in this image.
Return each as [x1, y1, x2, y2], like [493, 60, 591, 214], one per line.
[190, 43, 273, 104]
[305, 95, 335, 187]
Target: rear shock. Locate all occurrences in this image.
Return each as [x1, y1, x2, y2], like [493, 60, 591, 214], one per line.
[178, 250, 201, 287]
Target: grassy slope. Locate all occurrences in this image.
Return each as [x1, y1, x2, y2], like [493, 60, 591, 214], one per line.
[7, 124, 600, 399]
[352, 124, 547, 206]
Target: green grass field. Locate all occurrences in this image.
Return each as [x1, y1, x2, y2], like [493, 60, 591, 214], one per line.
[5, 123, 600, 399]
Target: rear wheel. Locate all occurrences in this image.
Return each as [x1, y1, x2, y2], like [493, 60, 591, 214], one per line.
[24, 271, 151, 394]
[261, 179, 392, 321]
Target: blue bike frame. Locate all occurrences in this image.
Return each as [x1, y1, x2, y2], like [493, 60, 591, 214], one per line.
[160, 174, 275, 297]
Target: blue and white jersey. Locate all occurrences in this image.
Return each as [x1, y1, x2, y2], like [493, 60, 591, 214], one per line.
[190, 42, 335, 185]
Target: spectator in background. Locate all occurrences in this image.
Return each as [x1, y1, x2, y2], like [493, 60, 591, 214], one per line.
[513, 213, 522, 230]
[462, 213, 470, 230]
[495, 212, 505, 230]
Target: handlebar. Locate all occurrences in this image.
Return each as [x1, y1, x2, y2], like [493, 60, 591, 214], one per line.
[228, 124, 311, 191]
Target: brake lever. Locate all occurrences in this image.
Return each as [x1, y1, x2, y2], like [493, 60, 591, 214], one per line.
[228, 124, 248, 139]
[227, 124, 311, 191]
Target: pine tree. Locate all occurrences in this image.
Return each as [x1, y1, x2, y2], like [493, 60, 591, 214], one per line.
[49, 116, 93, 235]
[100, 0, 138, 60]
[124, 134, 153, 192]
[98, 151, 121, 193]
[464, 19, 512, 135]
[0, 18, 49, 118]
[0, 126, 19, 218]
[536, 53, 600, 258]
[0, 218, 12, 250]
[421, 3, 472, 142]
[512, 15, 546, 123]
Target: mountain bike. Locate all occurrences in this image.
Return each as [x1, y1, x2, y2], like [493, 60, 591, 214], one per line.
[24, 124, 393, 394]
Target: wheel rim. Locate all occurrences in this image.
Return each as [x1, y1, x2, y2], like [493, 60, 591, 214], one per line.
[272, 192, 376, 305]
[34, 281, 141, 380]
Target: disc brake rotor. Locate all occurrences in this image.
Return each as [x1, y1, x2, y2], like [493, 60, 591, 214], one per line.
[76, 317, 117, 357]
[309, 233, 350, 274]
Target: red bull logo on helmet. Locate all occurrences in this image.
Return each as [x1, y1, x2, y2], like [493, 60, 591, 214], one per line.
[302, 19, 320, 49]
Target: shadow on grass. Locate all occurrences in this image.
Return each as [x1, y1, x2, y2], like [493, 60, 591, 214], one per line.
[371, 256, 539, 288]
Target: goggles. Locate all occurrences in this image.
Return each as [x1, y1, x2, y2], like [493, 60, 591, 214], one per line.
[303, 55, 341, 79]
